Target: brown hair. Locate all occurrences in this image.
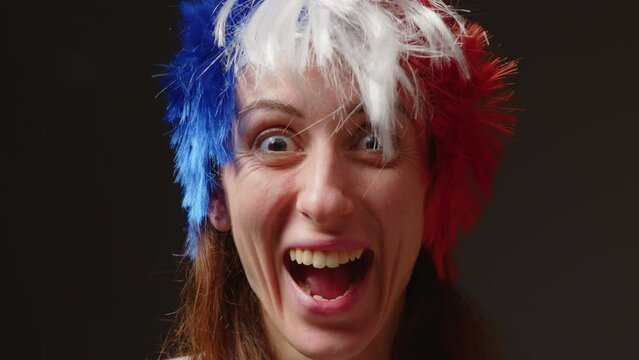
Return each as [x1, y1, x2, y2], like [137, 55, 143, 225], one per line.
[168, 225, 272, 360]
[165, 225, 503, 360]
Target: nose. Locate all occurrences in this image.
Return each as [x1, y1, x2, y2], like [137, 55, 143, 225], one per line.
[296, 148, 355, 228]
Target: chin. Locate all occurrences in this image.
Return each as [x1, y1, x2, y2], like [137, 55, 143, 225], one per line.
[280, 322, 380, 360]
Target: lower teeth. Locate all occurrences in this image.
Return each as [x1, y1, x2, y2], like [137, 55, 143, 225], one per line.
[291, 251, 369, 301]
[306, 282, 355, 301]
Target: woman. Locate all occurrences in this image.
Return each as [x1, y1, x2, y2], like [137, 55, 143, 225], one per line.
[162, 0, 516, 359]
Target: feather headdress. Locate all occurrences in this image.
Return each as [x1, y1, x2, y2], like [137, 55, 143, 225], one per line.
[163, 0, 516, 280]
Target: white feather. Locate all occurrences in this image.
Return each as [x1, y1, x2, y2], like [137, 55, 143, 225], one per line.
[215, 0, 468, 159]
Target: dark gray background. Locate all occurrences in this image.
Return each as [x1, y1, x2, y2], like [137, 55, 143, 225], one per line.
[2, 0, 637, 359]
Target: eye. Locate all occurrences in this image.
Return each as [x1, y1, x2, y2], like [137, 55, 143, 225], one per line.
[257, 134, 298, 152]
[357, 133, 382, 150]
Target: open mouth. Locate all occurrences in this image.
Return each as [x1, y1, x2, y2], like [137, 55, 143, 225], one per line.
[285, 248, 373, 301]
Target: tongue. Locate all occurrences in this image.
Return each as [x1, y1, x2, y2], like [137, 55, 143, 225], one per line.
[299, 266, 352, 300]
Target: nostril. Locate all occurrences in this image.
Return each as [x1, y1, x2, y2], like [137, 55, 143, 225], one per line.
[299, 210, 312, 220]
[296, 188, 355, 225]
[295, 152, 355, 224]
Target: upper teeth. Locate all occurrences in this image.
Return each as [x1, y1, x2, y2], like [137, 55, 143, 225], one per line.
[289, 248, 364, 269]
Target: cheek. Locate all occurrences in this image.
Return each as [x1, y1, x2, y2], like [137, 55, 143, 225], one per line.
[221, 166, 297, 305]
[222, 164, 297, 263]
[368, 170, 427, 284]
[374, 172, 427, 237]
[224, 165, 289, 232]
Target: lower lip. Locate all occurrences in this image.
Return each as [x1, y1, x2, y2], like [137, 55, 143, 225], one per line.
[284, 258, 373, 316]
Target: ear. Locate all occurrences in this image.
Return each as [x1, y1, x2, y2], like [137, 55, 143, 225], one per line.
[208, 193, 231, 232]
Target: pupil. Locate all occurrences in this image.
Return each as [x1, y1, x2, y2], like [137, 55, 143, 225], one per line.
[366, 137, 380, 150]
[268, 138, 287, 151]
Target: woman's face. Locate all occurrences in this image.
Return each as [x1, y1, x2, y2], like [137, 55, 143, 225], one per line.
[217, 66, 429, 359]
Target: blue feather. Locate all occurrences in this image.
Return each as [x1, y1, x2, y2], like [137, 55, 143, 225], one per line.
[163, 0, 255, 257]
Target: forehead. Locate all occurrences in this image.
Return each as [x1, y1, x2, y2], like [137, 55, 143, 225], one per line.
[233, 63, 423, 148]
[235, 64, 361, 114]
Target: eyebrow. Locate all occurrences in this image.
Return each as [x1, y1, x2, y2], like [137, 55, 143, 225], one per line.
[238, 100, 305, 118]
[236, 99, 410, 133]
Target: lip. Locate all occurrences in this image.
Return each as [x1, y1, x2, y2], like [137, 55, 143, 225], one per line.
[283, 249, 374, 316]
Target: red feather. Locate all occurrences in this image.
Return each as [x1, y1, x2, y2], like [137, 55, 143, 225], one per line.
[408, 24, 518, 280]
